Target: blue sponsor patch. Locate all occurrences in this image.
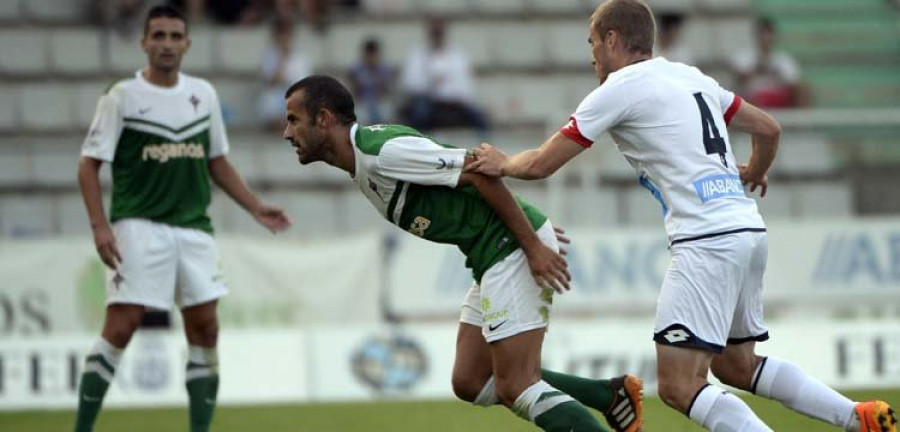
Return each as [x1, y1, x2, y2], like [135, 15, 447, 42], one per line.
[693, 174, 745, 203]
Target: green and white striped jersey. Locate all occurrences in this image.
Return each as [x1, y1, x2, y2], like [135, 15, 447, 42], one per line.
[351, 124, 547, 282]
[81, 71, 228, 233]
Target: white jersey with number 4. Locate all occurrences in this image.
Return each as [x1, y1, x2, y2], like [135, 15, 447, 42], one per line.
[560, 57, 765, 244]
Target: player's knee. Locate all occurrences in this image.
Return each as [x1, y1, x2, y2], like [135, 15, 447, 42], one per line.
[450, 375, 482, 403]
[655, 369, 696, 412]
[187, 319, 219, 346]
[493, 378, 529, 408]
[711, 355, 759, 391]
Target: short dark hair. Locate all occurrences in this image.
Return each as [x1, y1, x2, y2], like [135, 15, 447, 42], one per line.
[591, 0, 656, 54]
[144, 5, 188, 37]
[285, 75, 357, 126]
[363, 38, 380, 55]
[756, 16, 775, 32]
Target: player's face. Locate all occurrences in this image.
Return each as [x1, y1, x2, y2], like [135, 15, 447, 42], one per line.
[588, 26, 610, 82]
[284, 91, 328, 165]
[142, 17, 190, 73]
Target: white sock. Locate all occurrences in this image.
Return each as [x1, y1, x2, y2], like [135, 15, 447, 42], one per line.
[689, 384, 772, 432]
[187, 345, 219, 381]
[473, 376, 499, 406]
[83, 338, 124, 382]
[511, 380, 574, 421]
[753, 357, 856, 429]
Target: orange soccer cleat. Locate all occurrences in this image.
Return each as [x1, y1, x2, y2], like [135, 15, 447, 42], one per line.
[604, 374, 644, 432]
[855, 400, 897, 432]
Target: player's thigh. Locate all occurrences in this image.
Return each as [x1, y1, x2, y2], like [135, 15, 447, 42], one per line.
[728, 233, 770, 346]
[108, 219, 178, 309]
[478, 221, 557, 344]
[174, 227, 227, 308]
[653, 235, 748, 352]
[452, 321, 493, 400]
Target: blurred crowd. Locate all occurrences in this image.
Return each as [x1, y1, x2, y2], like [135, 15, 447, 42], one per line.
[93, 1, 812, 134]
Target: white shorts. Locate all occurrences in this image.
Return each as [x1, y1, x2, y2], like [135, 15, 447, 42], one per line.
[106, 219, 228, 310]
[459, 221, 558, 343]
[653, 231, 769, 353]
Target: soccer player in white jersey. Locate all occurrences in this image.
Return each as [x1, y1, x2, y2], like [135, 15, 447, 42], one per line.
[75, 6, 291, 432]
[469, 1, 897, 431]
[283, 75, 644, 432]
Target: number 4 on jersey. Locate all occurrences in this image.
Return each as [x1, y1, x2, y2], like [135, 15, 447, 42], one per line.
[693, 93, 727, 167]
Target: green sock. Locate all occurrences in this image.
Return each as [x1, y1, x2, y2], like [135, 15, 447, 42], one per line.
[542, 368, 615, 412]
[186, 346, 219, 432]
[512, 380, 608, 432]
[75, 339, 122, 432]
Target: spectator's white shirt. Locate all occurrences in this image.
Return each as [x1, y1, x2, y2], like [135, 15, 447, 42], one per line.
[730, 50, 801, 93]
[560, 58, 764, 243]
[401, 44, 474, 102]
[261, 47, 313, 90]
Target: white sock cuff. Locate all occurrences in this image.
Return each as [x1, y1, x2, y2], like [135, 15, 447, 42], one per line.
[688, 384, 721, 425]
[512, 380, 574, 421]
[188, 345, 218, 366]
[753, 356, 779, 397]
[94, 338, 124, 368]
[473, 376, 498, 407]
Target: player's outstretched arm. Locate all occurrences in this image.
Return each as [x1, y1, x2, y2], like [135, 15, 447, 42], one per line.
[457, 165, 571, 294]
[208, 156, 292, 233]
[729, 101, 781, 197]
[78, 156, 121, 270]
[469, 132, 585, 180]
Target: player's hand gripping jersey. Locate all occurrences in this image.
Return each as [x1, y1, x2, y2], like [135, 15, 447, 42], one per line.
[350, 124, 546, 282]
[560, 58, 765, 244]
[81, 71, 229, 233]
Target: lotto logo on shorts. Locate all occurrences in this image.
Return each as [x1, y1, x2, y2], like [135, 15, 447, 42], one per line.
[663, 329, 690, 343]
[693, 174, 745, 203]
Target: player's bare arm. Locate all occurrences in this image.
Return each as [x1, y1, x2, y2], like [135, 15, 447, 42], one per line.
[77, 156, 122, 270]
[729, 101, 781, 197]
[469, 132, 585, 180]
[208, 156, 292, 233]
[457, 158, 571, 293]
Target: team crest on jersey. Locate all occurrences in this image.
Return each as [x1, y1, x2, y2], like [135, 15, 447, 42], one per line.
[408, 216, 431, 237]
[189, 94, 200, 113]
[365, 125, 387, 132]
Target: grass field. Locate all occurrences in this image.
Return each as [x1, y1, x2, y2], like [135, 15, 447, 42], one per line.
[3, 390, 897, 431]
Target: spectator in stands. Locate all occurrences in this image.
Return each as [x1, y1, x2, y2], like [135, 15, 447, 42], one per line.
[259, 18, 313, 131]
[730, 17, 810, 108]
[656, 12, 693, 65]
[398, 17, 489, 136]
[348, 38, 394, 124]
[174, 0, 266, 25]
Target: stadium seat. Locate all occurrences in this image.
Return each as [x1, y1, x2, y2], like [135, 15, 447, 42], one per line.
[530, 0, 587, 13]
[31, 144, 79, 185]
[794, 180, 854, 218]
[56, 193, 91, 235]
[561, 73, 599, 110]
[105, 31, 147, 74]
[294, 27, 326, 70]
[338, 190, 394, 235]
[0, 146, 27, 186]
[0, 195, 55, 238]
[504, 76, 567, 122]
[20, 84, 74, 131]
[361, 0, 417, 16]
[448, 22, 493, 69]
[21, 0, 85, 23]
[0, 0, 21, 22]
[771, 132, 836, 175]
[488, 23, 548, 68]
[709, 17, 755, 63]
[693, 0, 751, 12]
[211, 78, 261, 128]
[560, 185, 618, 228]
[0, 29, 48, 74]
[475, 76, 516, 123]
[418, 0, 470, 14]
[679, 18, 715, 63]
[51, 29, 103, 75]
[0, 85, 19, 132]
[326, 21, 419, 71]
[180, 27, 214, 74]
[225, 139, 263, 183]
[547, 20, 592, 67]
[74, 81, 109, 128]
[473, 0, 526, 13]
[215, 27, 268, 73]
[623, 185, 665, 227]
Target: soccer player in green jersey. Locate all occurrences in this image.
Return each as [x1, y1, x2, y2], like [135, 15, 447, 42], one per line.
[282, 75, 644, 432]
[75, 6, 291, 432]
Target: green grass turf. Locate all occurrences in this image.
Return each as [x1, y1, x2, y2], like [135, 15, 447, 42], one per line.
[2, 390, 897, 431]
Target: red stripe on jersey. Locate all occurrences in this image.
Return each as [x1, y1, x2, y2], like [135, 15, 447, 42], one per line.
[724, 94, 742, 125]
[559, 116, 594, 148]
